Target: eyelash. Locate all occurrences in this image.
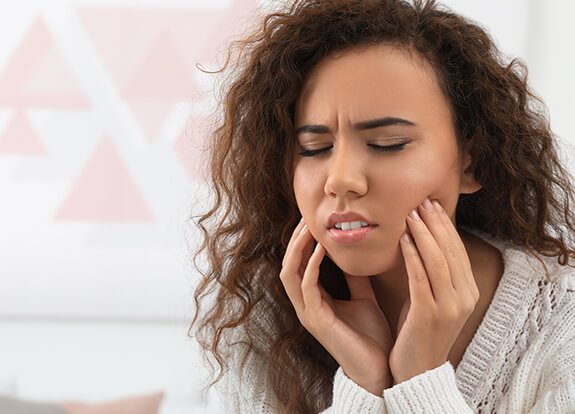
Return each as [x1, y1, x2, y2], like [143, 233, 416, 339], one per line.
[298, 143, 407, 157]
[298, 146, 332, 157]
[368, 143, 408, 153]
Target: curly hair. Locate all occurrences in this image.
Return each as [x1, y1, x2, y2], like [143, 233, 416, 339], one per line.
[190, 0, 575, 412]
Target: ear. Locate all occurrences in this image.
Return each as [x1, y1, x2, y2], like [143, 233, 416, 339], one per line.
[459, 147, 481, 195]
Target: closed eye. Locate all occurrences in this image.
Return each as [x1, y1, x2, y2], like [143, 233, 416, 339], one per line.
[367, 142, 408, 152]
[298, 145, 333, 157]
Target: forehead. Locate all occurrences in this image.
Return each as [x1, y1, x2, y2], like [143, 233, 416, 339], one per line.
[295, 44, 450, 126]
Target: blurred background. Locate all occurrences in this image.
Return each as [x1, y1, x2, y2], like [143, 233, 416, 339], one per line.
[0, 0, 573, 413]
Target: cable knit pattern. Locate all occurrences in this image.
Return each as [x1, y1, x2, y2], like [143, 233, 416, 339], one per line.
[216, 234, 575, 413]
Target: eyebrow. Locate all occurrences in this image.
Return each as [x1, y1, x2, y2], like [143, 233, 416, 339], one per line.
[295, 116, 416, 135]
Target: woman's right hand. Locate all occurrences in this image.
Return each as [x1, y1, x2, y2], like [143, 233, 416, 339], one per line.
[280, 219, 393, 396]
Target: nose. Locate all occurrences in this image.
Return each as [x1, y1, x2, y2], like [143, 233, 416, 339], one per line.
[324, 141, 368, 198]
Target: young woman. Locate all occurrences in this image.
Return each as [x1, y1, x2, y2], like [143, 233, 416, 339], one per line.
[191, 0, 575, 412]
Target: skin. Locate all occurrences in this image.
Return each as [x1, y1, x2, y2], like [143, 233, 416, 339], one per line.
[280, 44, 503, 395]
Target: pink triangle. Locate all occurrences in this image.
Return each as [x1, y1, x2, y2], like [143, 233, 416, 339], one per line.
[196, 0, 262, 64]
[23, 41, 91, 108]
[76, 8, 219, 89]
[127, 100, 175, 144]
[77, 8, 170, 86]
[174, 117, 210, 182]
[54, 137, 155, 222]
[0, 110, 47, 155]
[122, 32, 198, 100]
[0, 17, 91, 108]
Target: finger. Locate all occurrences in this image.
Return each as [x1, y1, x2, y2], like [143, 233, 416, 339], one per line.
[280, 224, 314, 309]
[299, 227, 315, 275]
[282, 218, 306, 267]
[406, 208, 452, 300]
[344, 273, 378, 303]
[282, 222, 312, 276]
[301, 243, 326, 309]
[417, 199, 468, 293]
[431, 200, 476, 293]
[399, 232, 433, 305]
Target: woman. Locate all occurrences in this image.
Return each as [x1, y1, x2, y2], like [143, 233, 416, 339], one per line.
[191, 0, 575, 412]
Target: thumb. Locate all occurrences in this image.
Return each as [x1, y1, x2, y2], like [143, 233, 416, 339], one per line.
[395, 298, 411, 337]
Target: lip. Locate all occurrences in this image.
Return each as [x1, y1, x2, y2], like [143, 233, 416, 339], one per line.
[326, 211, 377, 244]
[328, 226, 375, 244]
[326, 211, 375, 229]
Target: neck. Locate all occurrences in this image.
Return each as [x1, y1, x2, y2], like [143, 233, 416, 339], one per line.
[370, 263, 410, 339]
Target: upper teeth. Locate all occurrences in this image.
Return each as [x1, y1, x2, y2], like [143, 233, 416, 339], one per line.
[334, 221, 369, 231]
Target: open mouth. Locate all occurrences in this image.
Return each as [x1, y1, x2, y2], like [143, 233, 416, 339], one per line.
[333, 221, 370, 231]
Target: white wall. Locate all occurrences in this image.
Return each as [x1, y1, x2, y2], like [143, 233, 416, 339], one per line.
[441, 0, 575, 163]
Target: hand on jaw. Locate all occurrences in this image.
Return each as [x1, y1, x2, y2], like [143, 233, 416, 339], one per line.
[279, 198, 479, 395]
[280, 219, 394, 395]
[390, 198, 479, 384]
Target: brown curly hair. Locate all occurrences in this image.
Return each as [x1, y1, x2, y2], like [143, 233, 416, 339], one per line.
[190, 0, 575, 412]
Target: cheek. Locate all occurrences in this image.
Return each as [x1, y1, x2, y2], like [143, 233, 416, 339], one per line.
[411, 155, 461, 217]
[293, 166, 307, 210]
[391, 151, 460, 209]
[293, 163, 331, 243]
[293, 163, 322, 217]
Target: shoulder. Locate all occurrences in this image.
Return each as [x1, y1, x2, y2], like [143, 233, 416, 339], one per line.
[490, 236, 575, 339]
[469, 230, 575, 336]
[222, 290, 281, 361]
[471, 229, 575, 296]
[216, 292, 285, 412]
[504, 242, 575, 306]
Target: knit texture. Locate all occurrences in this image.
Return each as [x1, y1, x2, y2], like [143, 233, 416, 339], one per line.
[384, 363, 471, 412]
[216, 235, 575, 413]
[331, 368, 387, 413]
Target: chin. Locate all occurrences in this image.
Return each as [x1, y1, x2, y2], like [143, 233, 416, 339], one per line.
[326, 247, 403, 277]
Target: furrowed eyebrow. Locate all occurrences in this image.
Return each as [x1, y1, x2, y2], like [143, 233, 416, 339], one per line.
[295, 125, 331, 135]
[353, 117, 416, 130]
[295, 117, 415, 135]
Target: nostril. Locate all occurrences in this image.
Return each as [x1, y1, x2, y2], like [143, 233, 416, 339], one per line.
[324, 175, 368, 198]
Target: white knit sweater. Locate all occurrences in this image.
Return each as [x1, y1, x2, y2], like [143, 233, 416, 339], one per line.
[217, 235, 575, 413]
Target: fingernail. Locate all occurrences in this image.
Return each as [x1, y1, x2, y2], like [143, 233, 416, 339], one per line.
[409, 209, 420, 221]
[299, 224, 308, 235]
[432, 200, 443, 212]
[422, 198, 433, 211]
[401, 233, 411, 243]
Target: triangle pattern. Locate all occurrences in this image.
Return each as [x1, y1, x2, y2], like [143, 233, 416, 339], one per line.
[54, 136, 155, 222]
[0, 16, 91, 108]
[0, 110, 46, 155]
[76, 8, 168, 86]
[126, 100, 175, 144]
[122, 32, 198, 100]
[76, 7, 221, 86]
[24, 41, 91, 108]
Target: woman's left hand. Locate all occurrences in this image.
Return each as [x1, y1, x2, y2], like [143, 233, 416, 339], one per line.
[388, 198, 480, 384]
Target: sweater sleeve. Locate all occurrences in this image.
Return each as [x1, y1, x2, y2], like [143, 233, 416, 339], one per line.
[219, 353, 475, 413]
[323, 363, 473, 414]
[383, 362, 473, 413]
[320, 367, 387, 414]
